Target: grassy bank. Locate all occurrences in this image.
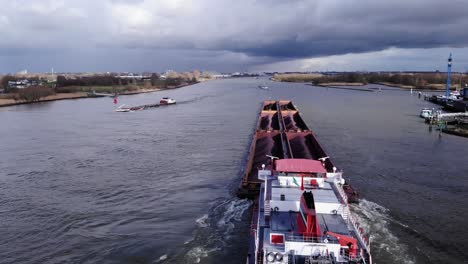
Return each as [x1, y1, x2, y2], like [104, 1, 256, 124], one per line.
[273, 72, 463, 91]
[272, 73, 323, 82]
[318, 82, 365, 87]
[375, 82, 448, 90]
[0, 92, 88, 107]
[56, 85, 152, 94]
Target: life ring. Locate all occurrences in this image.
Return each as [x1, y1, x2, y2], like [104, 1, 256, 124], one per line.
[266, 252, 275, 262]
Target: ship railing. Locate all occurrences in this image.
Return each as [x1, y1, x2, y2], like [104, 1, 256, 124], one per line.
[345, 207, 371, 252]
[279, 172, 326, 178]
[303, 254, 333, 263]
[284, 234, 370, 263]
[339, 248, 367, 263]
[286, 246, 366, 264]
[334, 180, 349, 204]
[285, 234, 339, 244]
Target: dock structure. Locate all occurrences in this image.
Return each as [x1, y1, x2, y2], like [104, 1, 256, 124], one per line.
[238, 100, 335, 198]
[435, 112, 468, 122]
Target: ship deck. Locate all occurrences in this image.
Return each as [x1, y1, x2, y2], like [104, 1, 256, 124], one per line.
[258, 180, 369, 263]
[269, 211, 350, 237]
[244, 101, 371, 264]
[239, 101, 335, 198]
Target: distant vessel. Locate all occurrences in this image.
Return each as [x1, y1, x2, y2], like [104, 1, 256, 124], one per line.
[115, 104, 132, 112]
[160, 97, 176, 105]
[450, 90, 461, 98]
[420, 108, 433, 118]
[258, 85, 269, 90]
[115, 104, 145, 112]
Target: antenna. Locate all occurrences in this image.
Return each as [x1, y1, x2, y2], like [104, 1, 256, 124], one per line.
[318, 156, 329, 162]
[266, 155, 279, 160]
[266, 155, 279, 169]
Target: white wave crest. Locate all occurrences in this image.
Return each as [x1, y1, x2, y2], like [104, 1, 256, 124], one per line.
[185, 246, 220, 263]
[217, 199, 252, 234]
[351, 199, 415, 264]
[184, 198, 252, 263]
[195, 214, 209, 228]
[154, 254, 167, 263]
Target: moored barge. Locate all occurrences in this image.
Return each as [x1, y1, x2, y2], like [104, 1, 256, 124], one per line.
[239, 101, 371, 264]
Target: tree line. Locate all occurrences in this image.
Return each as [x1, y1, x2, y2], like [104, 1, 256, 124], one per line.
[275, 72, 467, 89]
[0, 72, 200, 102]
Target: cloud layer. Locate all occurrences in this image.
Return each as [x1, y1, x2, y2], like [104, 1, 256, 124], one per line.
[1, 0, 468, 72]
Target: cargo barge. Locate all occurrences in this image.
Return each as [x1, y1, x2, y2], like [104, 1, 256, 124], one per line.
[239, 101, 371, 264]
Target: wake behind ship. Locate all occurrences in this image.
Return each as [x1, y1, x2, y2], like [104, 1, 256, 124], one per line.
[239, 101, 371, 264]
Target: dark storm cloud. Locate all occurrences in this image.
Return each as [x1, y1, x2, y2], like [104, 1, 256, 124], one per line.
[229, 0, 468, 58]
[98, 0, 468, 59]
[1, 0, 468, 72]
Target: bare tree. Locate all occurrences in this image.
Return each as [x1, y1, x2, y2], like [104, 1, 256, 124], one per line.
[17, 86, 55, 102]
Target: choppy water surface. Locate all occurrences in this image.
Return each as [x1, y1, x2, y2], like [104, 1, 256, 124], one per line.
[0, 78, 467, 264]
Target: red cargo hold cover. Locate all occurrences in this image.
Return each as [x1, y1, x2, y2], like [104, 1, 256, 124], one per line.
[275, 159, 327, 173]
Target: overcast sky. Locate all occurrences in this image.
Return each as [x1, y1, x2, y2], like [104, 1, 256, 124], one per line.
[1, 0, 468, 73]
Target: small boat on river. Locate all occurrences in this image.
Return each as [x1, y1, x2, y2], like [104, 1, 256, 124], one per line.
[420, 108, 433, 118]
[115, 104, 132, 112]
[115, 104, 145, 112]
[160, 97, 176, 105]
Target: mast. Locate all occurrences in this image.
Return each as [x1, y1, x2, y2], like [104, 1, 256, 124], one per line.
[446, 53, 452, 101]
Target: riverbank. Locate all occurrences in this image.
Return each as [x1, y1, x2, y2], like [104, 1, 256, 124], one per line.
[0, 92, 89, 107]
[271, 72, 452, 91]
[317, 82, 365, 86]
[309, 83, 374, 92]
[375, 82, 447, 90]
[0, 83, 193, 108]
[273, 78, 448, 91]
[443, 126, 468, 137]
[271, 73, 322, 82]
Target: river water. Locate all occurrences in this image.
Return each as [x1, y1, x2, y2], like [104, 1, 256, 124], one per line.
[0, 78, 467, 264]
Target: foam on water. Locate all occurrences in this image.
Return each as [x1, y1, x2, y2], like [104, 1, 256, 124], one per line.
[154, 254, 167, 263]
[352, 199, 415, 264]
[185, 246, 220, 263]
[183, 237, 195, 245]
[183, 198, 252, 263]
[216, 199, 251, 235]
[195, 214, 209, 228]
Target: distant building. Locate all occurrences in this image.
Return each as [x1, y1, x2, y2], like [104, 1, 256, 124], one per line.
[213, 74, 231, 78]
[7, 79, 43, 89]
[16, 69, 28, 75]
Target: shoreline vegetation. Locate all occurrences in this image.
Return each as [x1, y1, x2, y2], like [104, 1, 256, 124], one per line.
[272, 72, 466, 90]
[0, 83, 191, 107]
[0, 71, 211, 107]
[317, 82, 365, 87]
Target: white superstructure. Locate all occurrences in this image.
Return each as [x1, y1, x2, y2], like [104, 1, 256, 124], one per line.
[251, 159, 372, 264]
